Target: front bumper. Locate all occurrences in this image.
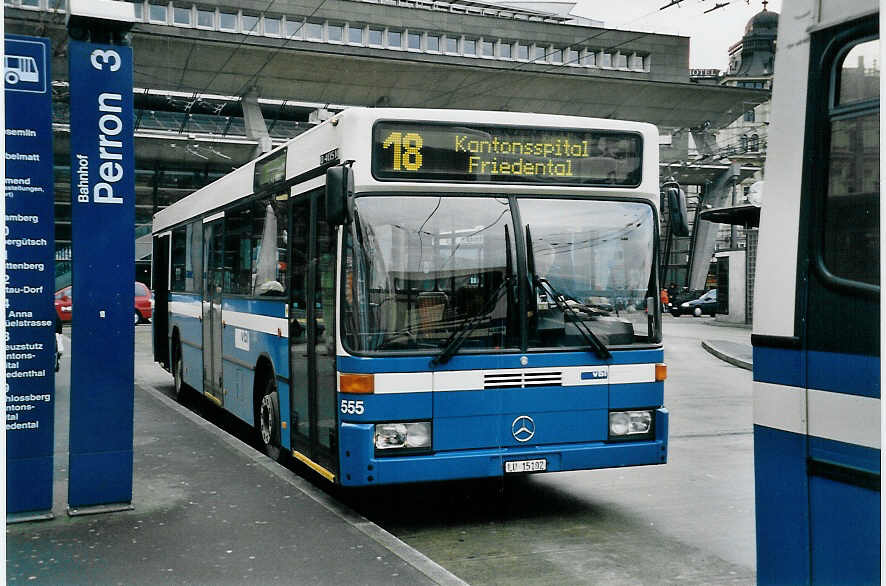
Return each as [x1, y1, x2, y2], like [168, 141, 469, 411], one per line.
[338, 408, 668, 486]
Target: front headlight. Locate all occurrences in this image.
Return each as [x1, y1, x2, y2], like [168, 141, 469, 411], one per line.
[680, 302, 689, 308]
[374, 421, 431, 451]
[608, 410, 653, 439]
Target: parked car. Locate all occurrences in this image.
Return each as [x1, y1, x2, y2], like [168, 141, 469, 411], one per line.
[670, 289, 717, 317]
[54, 286, 72, 322]
[134, 281, 154, 324]
[54, 282, 154, 324]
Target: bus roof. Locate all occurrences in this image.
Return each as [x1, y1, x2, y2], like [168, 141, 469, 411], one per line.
[153, 108, 659, 234]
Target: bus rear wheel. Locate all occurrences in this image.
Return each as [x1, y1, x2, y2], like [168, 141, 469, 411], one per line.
[257, 378, 283, 462]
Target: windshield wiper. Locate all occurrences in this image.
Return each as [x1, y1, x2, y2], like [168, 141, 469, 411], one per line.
[535, 278, 612, 360]
[430, 225, 514, 368]
[429, 276, 512, 367]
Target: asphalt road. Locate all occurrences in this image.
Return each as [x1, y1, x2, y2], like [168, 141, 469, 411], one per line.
[53, 316, 755, 585]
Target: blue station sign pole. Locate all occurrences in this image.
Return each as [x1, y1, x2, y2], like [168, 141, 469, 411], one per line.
[67, 30, 136, 512]
[5, 34, 57, 520]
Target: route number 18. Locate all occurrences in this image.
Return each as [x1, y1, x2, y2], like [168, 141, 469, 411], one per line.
[382, 132, 423, 171]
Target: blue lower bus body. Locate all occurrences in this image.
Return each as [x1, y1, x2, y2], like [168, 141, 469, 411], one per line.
[165, 295, 668, 486]
[753, 346, 880, 586]
[340, 412, 667, 485]
[336, 350, 667, 486]
[168, 294, 289, 427]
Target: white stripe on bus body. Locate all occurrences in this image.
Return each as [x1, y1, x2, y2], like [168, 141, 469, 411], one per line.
[172, 303, 289, 337]
[169, 300, 202, 319]
[753, 381, 806, 435]
[432, 370, 484, 392]
[808, 389, 880, 450]
[608, 363, 656, 384]
[222, 309, 288, 338]
[373, 372, 434, 394]
[754, 381, 880, 449]
[368, 364, 655, 394]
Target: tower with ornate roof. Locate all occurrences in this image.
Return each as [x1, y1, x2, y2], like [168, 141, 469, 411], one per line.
[722, 1, 779, 89]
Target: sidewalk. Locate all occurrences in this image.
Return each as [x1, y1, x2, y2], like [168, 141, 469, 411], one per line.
[6, 332, 465, 585]
[701, 330, 753, 371]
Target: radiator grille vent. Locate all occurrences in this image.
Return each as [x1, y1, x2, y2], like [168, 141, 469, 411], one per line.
[484, 371, 563, 389]
[524, 371, 563, 387]
[484, 372, 523, 389]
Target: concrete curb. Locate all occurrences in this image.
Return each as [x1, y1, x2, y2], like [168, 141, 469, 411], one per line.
[701, 340, 753, 371]
[138, 381, 469, 586]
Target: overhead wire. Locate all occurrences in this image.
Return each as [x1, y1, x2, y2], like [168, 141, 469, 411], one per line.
[414, 0, 757, 110]
[229, 0, 334, 99]
[416, 5, 665, 109]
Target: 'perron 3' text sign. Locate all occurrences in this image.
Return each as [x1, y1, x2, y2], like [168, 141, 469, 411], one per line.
[68, 39, 135, 509]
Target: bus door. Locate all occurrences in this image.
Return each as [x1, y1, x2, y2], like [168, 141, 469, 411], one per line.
[289, 190, 338, 479]
[801, 31, 880, 583]
[152, 233, 170, 367]
[202, 217, 224, 405]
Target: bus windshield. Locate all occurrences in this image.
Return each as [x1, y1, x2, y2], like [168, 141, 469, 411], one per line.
[342, 195, 657, 355]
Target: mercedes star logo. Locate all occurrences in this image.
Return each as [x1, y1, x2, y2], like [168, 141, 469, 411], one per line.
[511, 415, 535, 442]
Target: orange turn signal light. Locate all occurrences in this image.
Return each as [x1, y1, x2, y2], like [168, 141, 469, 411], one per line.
[339, 373, 374, 394]
[655, 363, 667, 382]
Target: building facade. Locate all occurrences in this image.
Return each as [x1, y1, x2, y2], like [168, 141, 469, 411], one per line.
[5, 0, 768, 288]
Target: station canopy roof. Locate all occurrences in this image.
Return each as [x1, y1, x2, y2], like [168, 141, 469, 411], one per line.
[127, 29, 768, 131]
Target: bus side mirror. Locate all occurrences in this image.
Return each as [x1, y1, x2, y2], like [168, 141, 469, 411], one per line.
[326, 165, 353, 226]
[665, 185, 690, 237]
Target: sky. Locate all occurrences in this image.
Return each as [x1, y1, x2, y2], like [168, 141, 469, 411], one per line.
[571, 0, 782, 70]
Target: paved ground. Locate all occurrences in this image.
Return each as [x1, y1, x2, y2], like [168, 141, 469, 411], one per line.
[5, 326, 464, 586]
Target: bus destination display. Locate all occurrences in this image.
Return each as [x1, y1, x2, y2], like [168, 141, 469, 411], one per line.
[372, 122, 642, 185]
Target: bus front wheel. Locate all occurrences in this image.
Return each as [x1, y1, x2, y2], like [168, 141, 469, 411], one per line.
[257, 378, 283, 462]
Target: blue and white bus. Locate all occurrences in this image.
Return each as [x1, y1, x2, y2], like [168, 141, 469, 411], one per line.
[152, 108, 669, 486]
[751, 1, 879, 583]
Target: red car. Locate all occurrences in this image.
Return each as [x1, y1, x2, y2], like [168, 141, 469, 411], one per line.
[134, 281, 154, 324]
[54, 282, 154, 325]
[54, 286, 73, 322]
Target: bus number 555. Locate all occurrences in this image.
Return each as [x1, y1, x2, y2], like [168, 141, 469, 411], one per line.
[340, 400, 365, 415]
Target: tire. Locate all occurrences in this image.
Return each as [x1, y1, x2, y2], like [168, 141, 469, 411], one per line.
[134, 309, 141, 325]
[257, 378, 283, 461]
[172, 343, 186, 401]
[670, 310, 680, 318]
[6, 71, 19, 85]
[693, 307, 702, 317]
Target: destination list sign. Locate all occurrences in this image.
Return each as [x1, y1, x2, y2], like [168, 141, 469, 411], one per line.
[5, 34, 56, 515]
[372, 122, 643, 186]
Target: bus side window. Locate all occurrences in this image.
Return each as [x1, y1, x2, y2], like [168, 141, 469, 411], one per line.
[290, 199, 309, 341]
[253, 197, 287, 296]
[822, 37, 879, 286]
[170, 227, 187, 291]
[185, 221, 203, 293]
